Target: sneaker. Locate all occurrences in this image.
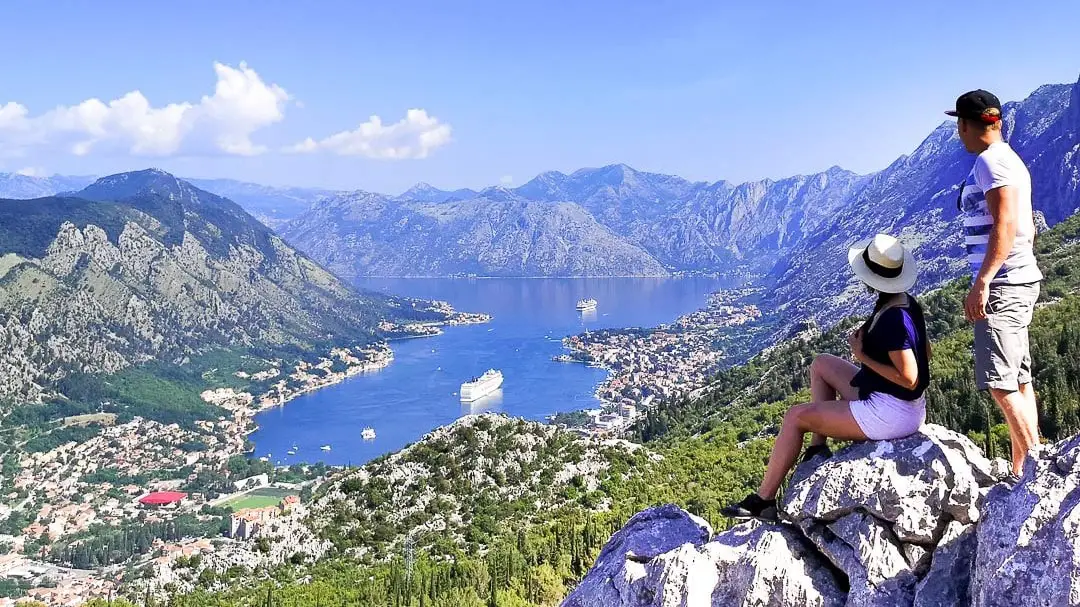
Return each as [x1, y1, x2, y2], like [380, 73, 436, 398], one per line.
[801, 444, 833, 464]
[1001, 473, 1022, 489]
[720, 493, 778, 521]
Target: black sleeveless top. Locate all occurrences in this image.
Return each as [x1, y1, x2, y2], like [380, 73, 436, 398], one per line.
[850, 295, 931, 401]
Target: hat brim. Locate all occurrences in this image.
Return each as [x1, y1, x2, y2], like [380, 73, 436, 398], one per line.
[847, 238, 918, 294]
[945, 110, 960, 117]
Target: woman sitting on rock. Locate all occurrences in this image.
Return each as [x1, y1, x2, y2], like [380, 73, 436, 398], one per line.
[722, 233, 931, 521]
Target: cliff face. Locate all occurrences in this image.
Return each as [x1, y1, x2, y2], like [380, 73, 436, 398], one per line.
[565, 425, 1080, 607]
[281, 191, 669, 278]
[0, 170, 417, 402]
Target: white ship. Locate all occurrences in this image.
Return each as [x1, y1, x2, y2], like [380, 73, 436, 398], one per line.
[576, 298, 598, 311]
[320, 445, 332, 452]
[361, 427, 376, 440]
[460, 369, 504, 402]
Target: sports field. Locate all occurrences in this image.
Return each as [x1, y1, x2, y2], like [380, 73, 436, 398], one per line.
[221, 486, 298, 511]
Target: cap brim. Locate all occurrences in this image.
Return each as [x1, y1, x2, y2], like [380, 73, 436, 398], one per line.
[945, 111, 960, 117]
[847, 239, 918, 294]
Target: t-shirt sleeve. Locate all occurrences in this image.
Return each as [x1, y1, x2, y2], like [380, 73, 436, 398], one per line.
[973, 151, 1020, 192]
[874, 308, 917, 352]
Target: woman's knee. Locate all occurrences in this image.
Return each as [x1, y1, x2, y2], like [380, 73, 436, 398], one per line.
[810, 354, 838, 379]
[783, 403, 813, 430]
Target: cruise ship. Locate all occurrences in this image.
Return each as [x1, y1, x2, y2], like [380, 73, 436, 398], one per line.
[576, 298, 598, 311]
[361, 427, 376, 440]
[460, 369, 504, 402]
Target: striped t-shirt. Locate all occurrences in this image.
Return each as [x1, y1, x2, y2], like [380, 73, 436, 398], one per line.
[958, 141, 1042, 285]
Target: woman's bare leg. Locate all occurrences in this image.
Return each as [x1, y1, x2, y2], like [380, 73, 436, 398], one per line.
[758, 400, 867, 500]
[807, 355, 861, 447]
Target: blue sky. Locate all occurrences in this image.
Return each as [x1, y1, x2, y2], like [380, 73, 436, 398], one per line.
[1, 0, 1077, 193]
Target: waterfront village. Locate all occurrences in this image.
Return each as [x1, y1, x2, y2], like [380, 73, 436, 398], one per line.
[0, 292, 760, 605]
[557, 290, 762, 435]
[0, 306, 489, 606]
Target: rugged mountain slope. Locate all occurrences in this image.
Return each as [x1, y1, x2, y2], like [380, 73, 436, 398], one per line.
[0, 172, 95, 199]
[0, 172, 337, 228]
[281, 190, 669, 277]
[309, 414, 649, 561]
[0, 169, 433, 401]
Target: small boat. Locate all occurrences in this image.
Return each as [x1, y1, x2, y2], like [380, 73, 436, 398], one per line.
[287, 449, 297, 456]
[362, 427, 376, 440]
[259, 456, 269, 462]
[320, 445, 332, 451]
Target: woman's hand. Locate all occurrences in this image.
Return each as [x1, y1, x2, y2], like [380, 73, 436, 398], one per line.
[847, 329, 865, 363]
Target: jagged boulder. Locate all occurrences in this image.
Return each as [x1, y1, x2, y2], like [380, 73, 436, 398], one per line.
[782, 424, 997, 607]
[971, 433, 1080, 607]
[915, 520, 977, 607]
[562, 510, 844, 607]
[644, 521, 846, 607]
[561, 504, 712, 607]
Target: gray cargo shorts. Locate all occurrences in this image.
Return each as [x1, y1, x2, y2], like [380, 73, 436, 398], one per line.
[974, 282, 1040, 392]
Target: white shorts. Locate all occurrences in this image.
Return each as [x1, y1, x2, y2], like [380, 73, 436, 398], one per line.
[849, 392, 926, 441]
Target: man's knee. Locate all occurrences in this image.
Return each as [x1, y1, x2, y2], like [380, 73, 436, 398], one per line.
[990, 387, 1021, 409]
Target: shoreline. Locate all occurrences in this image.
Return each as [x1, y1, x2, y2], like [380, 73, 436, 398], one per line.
[235, 315, 491, 456]
[357, 273, 748, 280]
[558, 288, 763, 421]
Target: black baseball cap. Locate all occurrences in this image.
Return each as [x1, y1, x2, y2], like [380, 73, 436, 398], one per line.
[946, 89, 1002, 123]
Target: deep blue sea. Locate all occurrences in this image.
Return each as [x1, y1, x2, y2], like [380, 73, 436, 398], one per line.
[248, 277, 729, 466]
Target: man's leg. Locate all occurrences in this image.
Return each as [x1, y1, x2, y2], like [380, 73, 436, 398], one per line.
[990, 386, 1040, 476]
[977, 282, 1041, 476]
[807, 354, 860, 447]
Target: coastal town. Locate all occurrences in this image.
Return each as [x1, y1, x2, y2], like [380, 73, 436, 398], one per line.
[0, 305, 489, 606]
[558, 290, 763, 435]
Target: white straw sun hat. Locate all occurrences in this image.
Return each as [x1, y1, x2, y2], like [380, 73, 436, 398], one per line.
[847, 234, 918, 294]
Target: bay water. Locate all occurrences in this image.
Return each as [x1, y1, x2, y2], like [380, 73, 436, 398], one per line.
[248, 277, 729, 466]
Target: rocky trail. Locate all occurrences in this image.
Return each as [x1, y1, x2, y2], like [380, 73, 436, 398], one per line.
[564, 424, 1080, 607]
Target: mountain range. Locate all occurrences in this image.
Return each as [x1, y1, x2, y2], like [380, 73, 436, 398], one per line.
[0, 169, 444, 402]
[4, 76, 1078, 319]
[278, 77, 1078, 298]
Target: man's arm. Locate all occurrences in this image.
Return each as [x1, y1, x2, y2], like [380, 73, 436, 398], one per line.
[965, 185, 1018, 321]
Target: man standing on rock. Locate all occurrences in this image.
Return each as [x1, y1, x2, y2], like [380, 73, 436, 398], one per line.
[951, 89, 1043, 479]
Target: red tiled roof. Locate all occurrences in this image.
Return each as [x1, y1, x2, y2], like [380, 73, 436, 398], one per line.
[139, 491, 187, 505]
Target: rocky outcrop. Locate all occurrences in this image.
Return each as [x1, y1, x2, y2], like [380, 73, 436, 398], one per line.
[564, 424, 1054, 607]
[783, 424, 995, 607]
[971, 433, 1080, 607]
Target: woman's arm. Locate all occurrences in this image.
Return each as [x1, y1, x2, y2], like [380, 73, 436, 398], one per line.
[860, 348, 920, 391]
[848, 329, 920, 391]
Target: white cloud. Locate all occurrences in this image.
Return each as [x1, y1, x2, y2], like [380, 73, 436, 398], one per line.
[15, 166, 45, 177]
[0, 62, 289, 157]
[500, 175, 514, 185]
[288, 109, 452, 160]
